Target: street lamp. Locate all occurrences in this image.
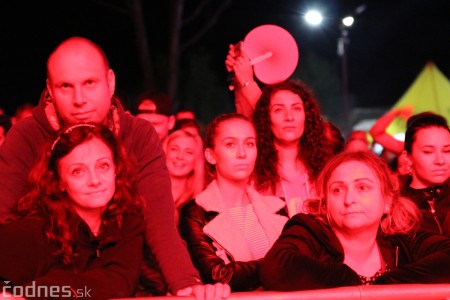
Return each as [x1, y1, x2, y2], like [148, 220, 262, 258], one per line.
[304, 5, 366, 135]
[338, 20, 351, 135]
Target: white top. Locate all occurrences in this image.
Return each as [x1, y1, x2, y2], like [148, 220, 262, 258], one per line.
[227, 204, 270, 260]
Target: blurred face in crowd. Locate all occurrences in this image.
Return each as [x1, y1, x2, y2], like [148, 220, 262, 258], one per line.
[408, 127, 450, 188]
[176, 110, 195, 121]
[166, 134, 197, 178]
[58, 137, 116, 218]
[327, 160, 388, 236]
[206, 119, 257, 184]
[269, 90, 305, 146]
[137, 99, 175, 141]
[46, 38, 115, 124]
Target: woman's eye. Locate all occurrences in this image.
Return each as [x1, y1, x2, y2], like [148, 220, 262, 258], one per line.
[331, 187, 342, 194]
[272, 108, 283, 113]
[226, 143, 235, 148]
[99, 163, 110, 170]
[72, 169, 83, 176]
[357, 184, 371, 192]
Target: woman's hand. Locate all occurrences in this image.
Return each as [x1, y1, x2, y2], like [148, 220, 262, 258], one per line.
[176, 283, 231, 300]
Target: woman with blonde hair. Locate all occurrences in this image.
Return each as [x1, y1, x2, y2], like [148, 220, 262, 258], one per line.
[164, 129, 205, 222]
[261, 151, 450, 291]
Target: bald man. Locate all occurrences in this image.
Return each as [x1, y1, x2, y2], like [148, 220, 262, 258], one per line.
[0, 37, 229, 299]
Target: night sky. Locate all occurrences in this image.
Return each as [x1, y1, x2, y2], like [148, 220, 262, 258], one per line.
[1, 0, 449, 120]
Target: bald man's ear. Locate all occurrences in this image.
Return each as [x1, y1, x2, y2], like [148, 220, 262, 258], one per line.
[46, 79, 53, 99]
[107, 69, 116, 97]
[168, 115, 176, 131]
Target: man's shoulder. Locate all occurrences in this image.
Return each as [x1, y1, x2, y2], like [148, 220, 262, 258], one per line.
[120, 112, 158, 137]
[0, 215, 46, 237]
[2, 116, 50, 149]
[118, 112, 164, 161]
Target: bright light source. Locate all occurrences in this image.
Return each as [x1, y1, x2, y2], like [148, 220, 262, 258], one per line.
[342, 16, 354, 27]
[304, 10, 323, 26]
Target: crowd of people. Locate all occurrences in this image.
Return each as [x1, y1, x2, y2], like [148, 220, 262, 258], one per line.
[0, 36, 449, 300]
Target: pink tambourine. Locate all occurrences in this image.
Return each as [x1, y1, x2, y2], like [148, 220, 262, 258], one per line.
[243, 24, 299, 84]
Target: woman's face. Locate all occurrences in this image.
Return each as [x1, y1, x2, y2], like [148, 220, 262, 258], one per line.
[408, 127, 450, 188]
[58, 137, 116, 216]
[327, 160, 388, 235]
[269, 90, 305, 146]
[166, 135, 197, 178]
[206, 119, 257, 183]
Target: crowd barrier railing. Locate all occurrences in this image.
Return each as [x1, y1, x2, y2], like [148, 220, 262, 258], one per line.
[114, 283, 450, 300]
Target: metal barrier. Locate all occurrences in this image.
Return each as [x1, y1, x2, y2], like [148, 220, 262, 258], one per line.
[115, 284, 450, 299]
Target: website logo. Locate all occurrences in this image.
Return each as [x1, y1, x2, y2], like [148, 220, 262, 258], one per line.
[2, 281, 91, 298]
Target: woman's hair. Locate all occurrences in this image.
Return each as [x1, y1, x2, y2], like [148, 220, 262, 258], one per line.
[323, 121, 345, 155]
[306, 151, 421, 235]
[164, 129, 205, 209]
[404, 111, 449, 154]
[15, 122, 142, 264]
[252, 79, 327, 193]
[204, 113, 253, 184]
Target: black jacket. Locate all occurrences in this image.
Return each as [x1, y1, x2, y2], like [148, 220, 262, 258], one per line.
[0, 213, 144, 300]
[179, 200, 260, 291]
[178, 182, 288, 292]
[400, 176, 450, 236]
[260, 213, 450, 291]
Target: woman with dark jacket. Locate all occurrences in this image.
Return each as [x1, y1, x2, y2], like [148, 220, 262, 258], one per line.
[261, 151, 450, 291]
[179, 113, 288, 291]
[0, 123, 144, 299]
[399, 111, 450, 236]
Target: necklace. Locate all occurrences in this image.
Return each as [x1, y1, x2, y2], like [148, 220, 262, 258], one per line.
[358, 264, 390, 285]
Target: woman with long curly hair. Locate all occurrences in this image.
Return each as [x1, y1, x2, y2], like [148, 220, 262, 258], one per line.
[0, 122, 144, 299]
[261, 151, 450, 291]
[252, 79, 329, 217]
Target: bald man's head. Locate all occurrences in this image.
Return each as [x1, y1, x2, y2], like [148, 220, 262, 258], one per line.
[45, 37, 116, 124]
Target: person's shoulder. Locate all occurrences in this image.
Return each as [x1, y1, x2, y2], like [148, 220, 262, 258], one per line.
[0, 215, 46, 239]
[121, 212, 145, 233]
[120, 112, 153, 132]
[119, 113, 159, 143]
[179, 199, 208, 219]
[180, 199, 200, 212]
[118, 112, 162, 151]
[286, 213, 325, 232]
[8, 115, 47, 136]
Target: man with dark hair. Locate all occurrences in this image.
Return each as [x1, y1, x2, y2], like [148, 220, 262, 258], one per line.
[136, 90, 176, 142]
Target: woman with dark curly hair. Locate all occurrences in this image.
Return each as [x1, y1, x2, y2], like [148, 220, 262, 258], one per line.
[0, 122, 144, 299]
[252, 79, 329, 217]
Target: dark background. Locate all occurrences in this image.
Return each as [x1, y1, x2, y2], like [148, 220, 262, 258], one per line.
[1, 0, 449, 128]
